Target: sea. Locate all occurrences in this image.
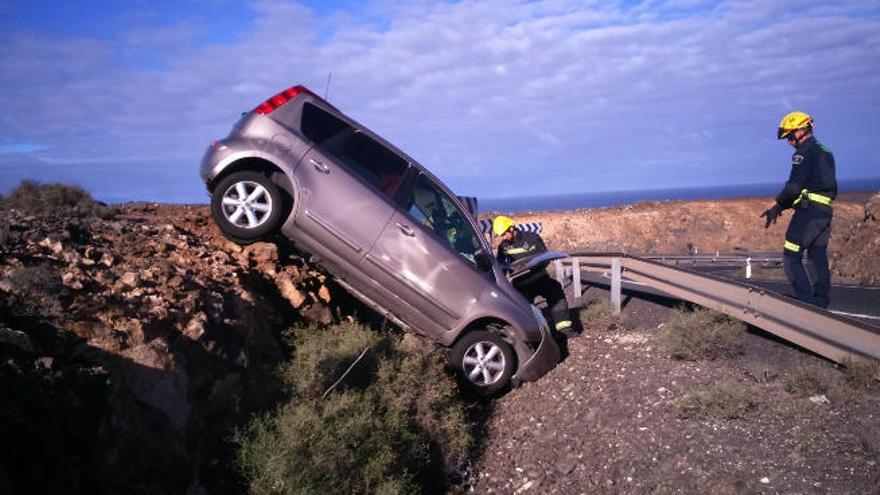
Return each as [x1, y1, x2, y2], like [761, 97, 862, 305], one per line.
[479, 178, 880, 214]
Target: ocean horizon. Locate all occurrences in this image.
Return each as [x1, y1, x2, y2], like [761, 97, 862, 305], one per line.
[479, 178, 880, 214]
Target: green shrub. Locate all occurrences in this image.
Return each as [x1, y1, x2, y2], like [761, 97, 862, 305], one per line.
[280, 320, 384, 399]
[675, 382, 756, 420]
[1, 180, 114, 218]
[579, 298, 628, 331]
[235, 323, 471, 494]
[661, 306, 746, 360]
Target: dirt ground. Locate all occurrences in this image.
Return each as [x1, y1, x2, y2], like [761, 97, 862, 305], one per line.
[471, 290, 880, 494]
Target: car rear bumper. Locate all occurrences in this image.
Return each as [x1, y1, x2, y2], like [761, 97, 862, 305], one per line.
[512, 321, 561, 383]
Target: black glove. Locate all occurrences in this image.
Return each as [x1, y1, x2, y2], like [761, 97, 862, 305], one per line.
[760, 203, 784, 229]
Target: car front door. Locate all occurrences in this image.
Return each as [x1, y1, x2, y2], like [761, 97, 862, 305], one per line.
[363, 173, 493, 338]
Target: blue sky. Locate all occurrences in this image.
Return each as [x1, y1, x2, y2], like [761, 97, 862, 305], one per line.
[1, 0, 878, 203]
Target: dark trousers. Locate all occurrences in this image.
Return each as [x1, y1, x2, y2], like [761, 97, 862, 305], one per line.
[515, 272, 570, 328]
[783, 206, 832, 308]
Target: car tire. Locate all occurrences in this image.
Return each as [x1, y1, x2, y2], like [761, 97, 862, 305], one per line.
[449, 329, 516, 397]
[211, 171, 284, 244]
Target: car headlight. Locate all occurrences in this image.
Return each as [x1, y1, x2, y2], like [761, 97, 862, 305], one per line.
[530, 304, 549, 332]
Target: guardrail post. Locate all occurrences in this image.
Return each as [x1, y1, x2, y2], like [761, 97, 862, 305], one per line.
[554, 259, 564, 286]
[611, 257, 621, 315]
[572, 258, 581, 298]
[746, 257, 752, 279]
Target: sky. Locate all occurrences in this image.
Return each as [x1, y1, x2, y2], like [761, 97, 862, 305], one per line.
[0, 0, 878, 203]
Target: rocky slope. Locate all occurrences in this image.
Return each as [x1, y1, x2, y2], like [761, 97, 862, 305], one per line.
[0, 203, 356, 494]
[507, 193, 868, 253]
[833, 192, 880, 285]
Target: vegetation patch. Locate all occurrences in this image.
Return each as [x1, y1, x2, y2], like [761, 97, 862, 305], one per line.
[0, 180, 115, 219]
[579, 298, 629, 331]
[783, 365, 832, 398]
[235, 322, 471, 494]
[841, 356, 879, 391]
[675, 381, 757, 420]
[661, 306, 746, 360]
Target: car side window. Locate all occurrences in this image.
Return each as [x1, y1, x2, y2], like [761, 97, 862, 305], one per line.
[407, 175, 482, 265]
[300, 103, 350, 145]
[323, 132, 408, 199]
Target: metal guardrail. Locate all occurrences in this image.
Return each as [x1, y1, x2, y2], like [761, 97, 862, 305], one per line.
[554, 252, 880, 364]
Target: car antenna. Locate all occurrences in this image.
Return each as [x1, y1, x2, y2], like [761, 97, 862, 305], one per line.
[324, 72, 332, 100]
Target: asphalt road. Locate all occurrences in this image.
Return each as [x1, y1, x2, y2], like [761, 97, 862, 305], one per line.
[577, 264, 880, 328]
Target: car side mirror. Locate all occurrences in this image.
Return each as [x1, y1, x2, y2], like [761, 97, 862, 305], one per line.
[475, 250, 494, 272]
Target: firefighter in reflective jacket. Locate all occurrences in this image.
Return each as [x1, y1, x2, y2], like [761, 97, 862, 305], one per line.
[493, 215, 574, 335]
[760, 111, 837, 308]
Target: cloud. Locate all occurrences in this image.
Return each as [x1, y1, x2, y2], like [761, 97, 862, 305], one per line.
[0, 0, 877, 201]
[0, 142, 52, 154]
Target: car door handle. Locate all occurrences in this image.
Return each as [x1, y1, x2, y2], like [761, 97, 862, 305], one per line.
[309, 158, 330, 174]
[396, 222, 415, 237]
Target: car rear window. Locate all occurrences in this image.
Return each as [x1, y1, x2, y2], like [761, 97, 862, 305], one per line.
[301, 103, 349, 145]
[328, 132, 408, 197]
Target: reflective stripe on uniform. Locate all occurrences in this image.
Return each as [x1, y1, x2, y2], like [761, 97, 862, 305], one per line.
[555, 320, 572, 330]
[807, 192, 832, 205]
[793, 188, 833, 206]
[784, 240, 800, 252]
[504, 247, 532, 255]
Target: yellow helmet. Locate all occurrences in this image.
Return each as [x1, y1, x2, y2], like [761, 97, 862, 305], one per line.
[777, 111, 813, 139]
[492, 215, 515, 236]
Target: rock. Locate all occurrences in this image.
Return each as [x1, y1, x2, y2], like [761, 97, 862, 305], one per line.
[318, 284, 331, 303]
[184, 314, 206, 341]
[95, 270, 116, 284]
[62, 271, 84, 290]
[120, 341, 189, 429]
[39, 237, 64, 254]
[120, 272, 141, 288]
[277, 278, 306, 308]
[557, 458, 577, 475]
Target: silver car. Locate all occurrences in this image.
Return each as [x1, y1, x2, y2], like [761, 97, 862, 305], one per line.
[200, 85, 560, 395]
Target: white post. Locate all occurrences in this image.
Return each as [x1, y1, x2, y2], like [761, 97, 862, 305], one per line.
[746, 257, 752, 279]
[572, 258, 581, 298]
[611, 257, 622, 315]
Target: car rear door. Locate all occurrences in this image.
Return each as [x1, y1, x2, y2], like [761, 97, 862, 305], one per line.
[293, 106, 408, 269]
[362, 172, 493, 338]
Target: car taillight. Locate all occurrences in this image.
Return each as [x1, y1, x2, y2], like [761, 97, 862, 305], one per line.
[254, 85, 314, 114]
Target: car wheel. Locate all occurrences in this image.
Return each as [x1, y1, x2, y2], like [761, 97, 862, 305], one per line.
[211, 171, 284, 244]
[449, 329, 516, 396]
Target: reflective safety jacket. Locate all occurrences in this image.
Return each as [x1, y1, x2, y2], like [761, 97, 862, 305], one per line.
[775, 137, 837, 209]
[497, 230, 547, 264]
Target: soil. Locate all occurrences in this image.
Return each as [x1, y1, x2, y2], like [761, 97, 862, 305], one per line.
[471, 291, 880, 494]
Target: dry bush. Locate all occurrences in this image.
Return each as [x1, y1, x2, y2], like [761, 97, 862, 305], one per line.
[236, 322, 471, 494]
[579, 298, 628, 332]
[1, 180, 114, 219]
[841, 356, 880, 391]
[661, 306, 746, 361]
[783, 365, 832, 398]
[676, 381, 757, 420]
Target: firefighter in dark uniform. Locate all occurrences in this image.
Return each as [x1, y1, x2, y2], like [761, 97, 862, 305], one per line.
[760, 111, 837, 308]
[493, 215, 574, 335]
